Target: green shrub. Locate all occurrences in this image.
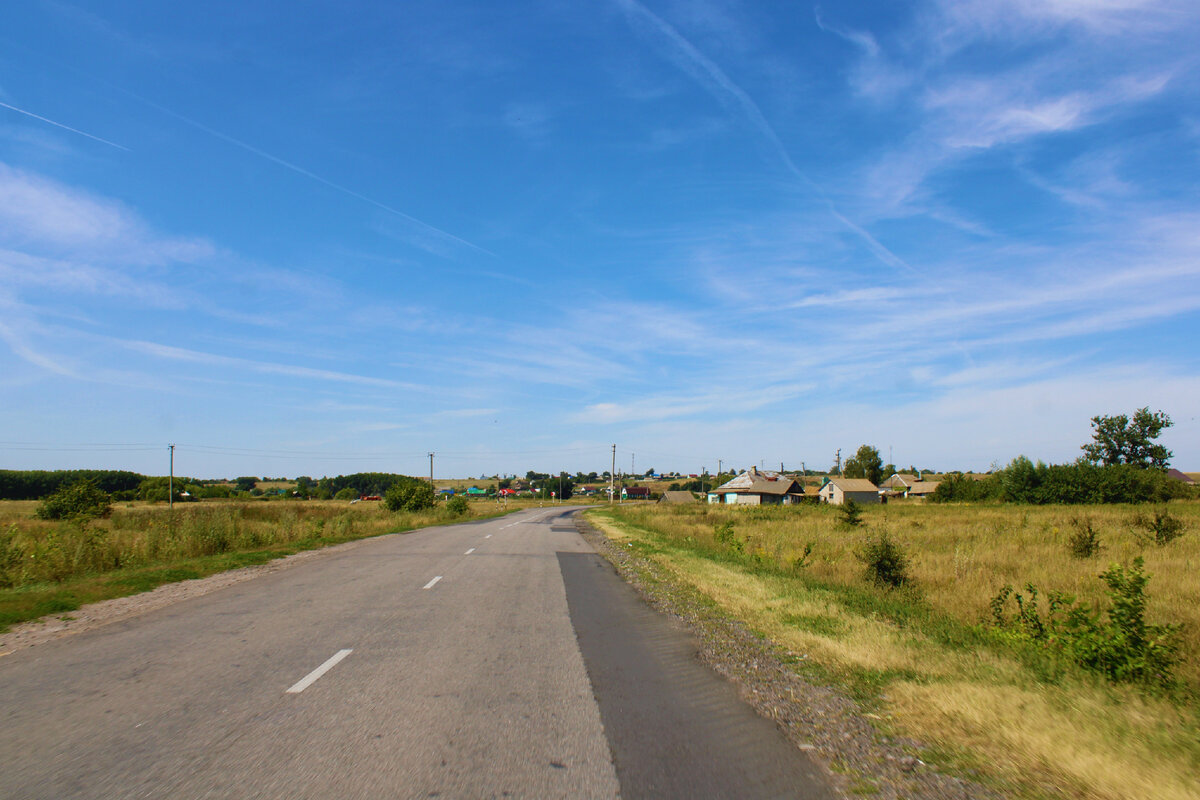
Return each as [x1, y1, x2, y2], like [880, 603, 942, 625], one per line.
[857, 532, 909, 588]
[839, 498, 864, 527]
[790, 542, 814, 571]
[0, 524, 22, 588]
[1135, 508, 1185, 546]
[713, 521, 743, 554]
[334, 487, 358, 501]
[988, 558, 1181, 690]
[35, 480, 112, 521]
[383, 481, 435, 512]
[445, 496, 469, 516]
[1067, 517, 1103, 558]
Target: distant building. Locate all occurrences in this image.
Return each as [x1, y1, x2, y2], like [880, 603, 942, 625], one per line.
[658, 490, 697, 504]
[706, 467, 804, 505]
[905, 481, 941, 499]
[1166, 468, 1196, 485]
[623, 486, 651, 500]
[818, 477, 880, 505]
[880, 473, 920, 491]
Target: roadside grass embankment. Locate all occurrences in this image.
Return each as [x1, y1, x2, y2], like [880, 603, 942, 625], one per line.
[0, 498, 517, 631]
[587, 501, 1200, 800]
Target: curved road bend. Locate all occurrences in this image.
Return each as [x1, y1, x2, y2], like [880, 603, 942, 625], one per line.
[0, 507, 835, 799]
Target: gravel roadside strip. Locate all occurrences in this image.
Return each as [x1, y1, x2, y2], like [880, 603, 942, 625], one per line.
[574, 512, 1004, 800]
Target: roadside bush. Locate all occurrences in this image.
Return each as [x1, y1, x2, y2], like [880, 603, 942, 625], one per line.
[1067, 517, 1103, 559]
[713, 521, 743, 554]
[445, 496, 469, 516]
[334, 487, 358, 501]
[790, 542, 814, 571]
[0, 524, 22, 587]
[383, 481, 435, 512]
[839, 499, 864, 527]
[1135, 508, 1185, 546]
[857, 532, 909, 588]
[989, 558, 1181, 690]
[35, 480, 111, 521]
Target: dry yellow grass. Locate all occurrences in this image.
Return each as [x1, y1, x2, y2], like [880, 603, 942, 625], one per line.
[0, 496, 522, 591]
[589, 502, 1200, 800]
[604, 501, 1200, 687]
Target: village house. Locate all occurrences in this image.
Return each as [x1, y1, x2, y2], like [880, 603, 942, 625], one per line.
[880, 472, 940, 499]
[706, 467, 805, 505]
[880, 473, 920, 491]
[905, 481, 941, 499]
[658, 490, 697, 504]
[818, 477, 880, 505]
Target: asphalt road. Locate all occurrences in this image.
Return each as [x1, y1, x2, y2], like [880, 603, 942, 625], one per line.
[0, 507, 834, 799]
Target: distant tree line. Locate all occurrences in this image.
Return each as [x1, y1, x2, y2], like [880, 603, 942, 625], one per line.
[931, 408, 1186, 505]
[0, 470, 145, 500]
[931, 460, 1191, 505]
[310, 473, 429, 500]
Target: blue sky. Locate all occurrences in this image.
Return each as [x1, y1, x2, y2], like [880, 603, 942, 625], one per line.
[1, 0, 1198, 480]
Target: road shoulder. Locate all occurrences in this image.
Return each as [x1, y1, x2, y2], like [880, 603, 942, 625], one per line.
[574, 512, 999, 800]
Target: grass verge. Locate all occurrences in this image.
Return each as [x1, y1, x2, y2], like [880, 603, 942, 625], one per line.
[0, 498, 519, 632]
[587, 505, 1200, 800]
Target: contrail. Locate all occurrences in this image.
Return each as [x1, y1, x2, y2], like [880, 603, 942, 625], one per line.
[0, 100, 129, 151]
[123, 92, 494, 258]
[615, 0, 915, 274]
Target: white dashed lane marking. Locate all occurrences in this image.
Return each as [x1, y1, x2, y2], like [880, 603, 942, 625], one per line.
[286, 649, 352, 694]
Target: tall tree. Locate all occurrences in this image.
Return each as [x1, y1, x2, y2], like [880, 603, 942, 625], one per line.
[1082, 408, 1173, 469]
[843, 445, 884, 485]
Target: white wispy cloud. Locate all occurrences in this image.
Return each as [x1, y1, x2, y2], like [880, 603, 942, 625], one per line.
[113, 338, 428, 391]
[118, 92, 494, 260]
[0, 163, 211, 262]
[575, 380, 813, 425]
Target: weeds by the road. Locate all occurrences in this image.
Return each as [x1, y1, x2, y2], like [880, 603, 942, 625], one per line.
[0, 498, 514, 630]
[589, 501, 1200, 800]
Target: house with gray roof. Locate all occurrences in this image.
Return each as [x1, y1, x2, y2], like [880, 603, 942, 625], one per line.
[706, 467, 804, 505]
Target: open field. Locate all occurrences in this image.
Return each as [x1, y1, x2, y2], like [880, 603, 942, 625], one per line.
[0, 496, 534, 631]
[588, 501, 1200, 800]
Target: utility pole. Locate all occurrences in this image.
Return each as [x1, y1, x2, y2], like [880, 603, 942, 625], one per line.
[702, 466, 706, 494]
[428, 453, 434, 485]
[610, 444, 616, 505]
[631, 453, 635, 477]
[836, 448, 842, 475]
[718, 459, 722, 479]
[168, 444, 175, 510]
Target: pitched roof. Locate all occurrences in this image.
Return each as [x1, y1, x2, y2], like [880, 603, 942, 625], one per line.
[713, 467, 803, 496]
[1166, 468, 1196, 484]
[907, 481, 941, 495]
[659, 490, 697, 504]
[825, 477, 879, 492]
[881, 473, 918, 489]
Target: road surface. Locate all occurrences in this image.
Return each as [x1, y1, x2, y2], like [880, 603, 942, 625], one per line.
[0, 507, 834, 799]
